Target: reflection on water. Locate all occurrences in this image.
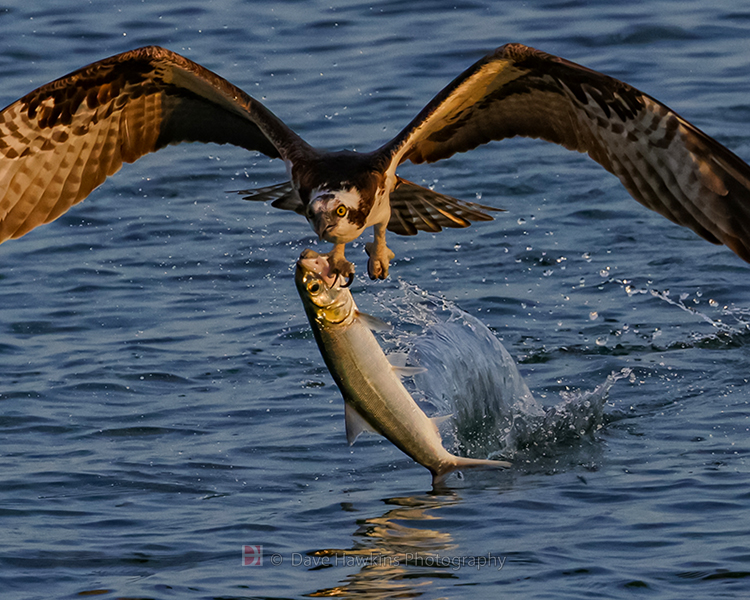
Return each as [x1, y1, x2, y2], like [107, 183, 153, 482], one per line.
[306, 491, 485, 598]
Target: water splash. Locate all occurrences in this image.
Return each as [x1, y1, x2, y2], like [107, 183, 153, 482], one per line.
[613, 278, 750, 348]
[377, 283, 630, 461]
[648, 289, 750, 348]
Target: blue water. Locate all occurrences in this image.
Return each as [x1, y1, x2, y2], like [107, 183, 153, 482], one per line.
[2, 1, 750, 598]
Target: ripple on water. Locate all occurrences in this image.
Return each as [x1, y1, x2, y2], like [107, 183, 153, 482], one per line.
[1, 2, 750, 599]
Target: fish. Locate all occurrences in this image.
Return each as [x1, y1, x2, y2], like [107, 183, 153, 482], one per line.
[295, 248, 511, 482]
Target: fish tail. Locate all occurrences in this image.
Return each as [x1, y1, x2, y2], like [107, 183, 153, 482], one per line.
[432, 455, 511, 485]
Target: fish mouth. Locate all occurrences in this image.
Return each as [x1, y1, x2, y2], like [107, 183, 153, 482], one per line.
[297, 249, 339, 289]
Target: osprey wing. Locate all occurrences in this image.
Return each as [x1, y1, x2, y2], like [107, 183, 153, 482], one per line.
[0, 46, 306, 242]
[381, 43, 750, 262]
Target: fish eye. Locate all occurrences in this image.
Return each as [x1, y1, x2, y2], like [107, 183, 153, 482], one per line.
[335, 205, 348, 217]
[307, 280, 322, 294]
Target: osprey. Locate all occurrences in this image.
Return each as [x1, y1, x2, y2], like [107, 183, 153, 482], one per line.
[1, 43, 749, 279]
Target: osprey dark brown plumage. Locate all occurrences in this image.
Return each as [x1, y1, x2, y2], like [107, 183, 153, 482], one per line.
[2, 43, 749, 276]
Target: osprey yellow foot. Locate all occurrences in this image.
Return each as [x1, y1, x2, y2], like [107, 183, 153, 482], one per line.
[365, 241, 395, 280]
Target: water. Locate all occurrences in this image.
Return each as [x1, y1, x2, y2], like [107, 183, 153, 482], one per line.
[385, 286, 629, 462]
[1, 1, 750, 598]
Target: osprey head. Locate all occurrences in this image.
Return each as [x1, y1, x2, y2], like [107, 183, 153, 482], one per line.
[306, 187, 368, 244]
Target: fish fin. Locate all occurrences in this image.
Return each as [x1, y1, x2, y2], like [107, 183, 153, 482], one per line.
[392, 366, 428, 378]
[427, 414, 452, 441]
[387, 352, 427, 377]
[386, 352, 409, 367]
[344, 403, 378, 445]
[355, 311, 392, 332]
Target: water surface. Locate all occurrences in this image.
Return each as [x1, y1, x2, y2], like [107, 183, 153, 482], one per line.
[1, 1, 749, 598]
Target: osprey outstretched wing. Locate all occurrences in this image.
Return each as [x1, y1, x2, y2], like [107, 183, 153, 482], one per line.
[380, 43, 750, 262]
[0, 46, 307, 241]
[1, 43, 749, 277]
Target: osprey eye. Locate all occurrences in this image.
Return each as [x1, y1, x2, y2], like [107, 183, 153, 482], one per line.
[335, 205, 348, 217]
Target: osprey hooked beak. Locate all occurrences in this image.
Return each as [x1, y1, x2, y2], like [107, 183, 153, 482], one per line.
[310, 213, 332, 240]
[306, 195, 335, 240]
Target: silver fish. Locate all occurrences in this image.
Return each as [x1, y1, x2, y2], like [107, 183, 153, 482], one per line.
[295, 248, 511, 482]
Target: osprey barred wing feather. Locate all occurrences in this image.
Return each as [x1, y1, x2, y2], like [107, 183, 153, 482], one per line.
[238, 181, 304, 214]
[383, 43, 750, 262]
[0, 46, 302, 242]
[2, 43, 749, 277]
[387, 177, 499, 236]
